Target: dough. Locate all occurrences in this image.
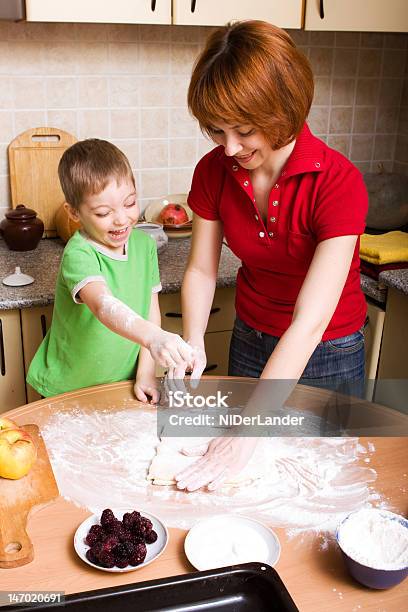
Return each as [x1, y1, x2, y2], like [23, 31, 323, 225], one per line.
[148, 437, 263, 487]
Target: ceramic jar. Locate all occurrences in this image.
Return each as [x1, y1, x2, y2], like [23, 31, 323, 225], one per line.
[0, 205, 44, 251]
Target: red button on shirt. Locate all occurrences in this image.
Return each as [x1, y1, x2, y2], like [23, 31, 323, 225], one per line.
[188, 124, 368, 340]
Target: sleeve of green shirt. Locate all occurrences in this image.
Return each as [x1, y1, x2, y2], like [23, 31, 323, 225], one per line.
[61, 241, 106, 303]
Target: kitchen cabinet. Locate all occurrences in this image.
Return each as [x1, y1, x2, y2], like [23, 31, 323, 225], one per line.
[25, 0, 171, 24]
[363, 299, 385, 401]
[159, 287, 235, 376]
[304, 0, 408, 32]
[21, 304, 54, 403]
[173, 0, 303, 28]
[0, 309, 26, 412]
[374, 288, 408, 412]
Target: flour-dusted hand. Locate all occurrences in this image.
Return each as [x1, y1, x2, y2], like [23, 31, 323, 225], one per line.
[175, 437, 258, 492]
[147, 329, 194, 369]
[134, 377, 160, 405]
[166, 344, 207, 390]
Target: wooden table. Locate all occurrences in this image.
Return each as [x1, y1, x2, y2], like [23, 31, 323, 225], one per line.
[0, 381, 407, 611]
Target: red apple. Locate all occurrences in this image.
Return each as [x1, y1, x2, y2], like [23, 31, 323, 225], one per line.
[158, 204, 189, 226]
[0, 428, 37, 480]
[0, 416, 18, 431]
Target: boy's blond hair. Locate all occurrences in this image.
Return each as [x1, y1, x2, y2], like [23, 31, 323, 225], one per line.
[58, 139, 135, 209]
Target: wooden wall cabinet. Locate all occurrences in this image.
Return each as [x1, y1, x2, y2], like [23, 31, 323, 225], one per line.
[172, 0, 303, 28]
[25, 0, 171, 24]
[304, 0, 408, 32]
[0, 309, 26, 413]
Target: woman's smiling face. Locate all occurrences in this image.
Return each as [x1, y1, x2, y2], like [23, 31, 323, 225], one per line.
[208, 121, 274, 170]
[66, 178, 139, 253]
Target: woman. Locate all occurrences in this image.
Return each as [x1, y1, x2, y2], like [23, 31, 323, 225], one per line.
[174, 21, 368, 492]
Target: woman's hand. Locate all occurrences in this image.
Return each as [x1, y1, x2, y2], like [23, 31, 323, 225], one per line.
[147, 329, 193, 370]
[134, 377, 160, 405]
[175, 436, 258, 491]
[167, 344, 207, 385]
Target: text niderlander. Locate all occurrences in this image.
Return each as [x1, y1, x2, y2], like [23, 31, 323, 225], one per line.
[167, 391, 304, 428]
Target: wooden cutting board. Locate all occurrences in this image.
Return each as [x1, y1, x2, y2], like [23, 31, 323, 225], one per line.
[8, 127, 77, 237]
[0, 424, 59, 568]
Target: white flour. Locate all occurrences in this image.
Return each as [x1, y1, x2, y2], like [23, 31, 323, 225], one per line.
[41, 406, 382, 534]
[338, 508, 408, 570]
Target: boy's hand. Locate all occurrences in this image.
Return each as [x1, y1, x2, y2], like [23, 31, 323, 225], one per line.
[147, 330, 193, 371]
[134, 377, 160, 405]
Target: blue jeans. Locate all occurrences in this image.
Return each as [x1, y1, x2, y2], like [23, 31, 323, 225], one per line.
[228, 317, 366, 398]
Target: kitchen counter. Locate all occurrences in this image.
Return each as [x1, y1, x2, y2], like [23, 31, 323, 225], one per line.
[379, 268, 408, 296]
[0, 237, 241, 310]
[360, 273, 387, 304]
[2, 381, 407, 612]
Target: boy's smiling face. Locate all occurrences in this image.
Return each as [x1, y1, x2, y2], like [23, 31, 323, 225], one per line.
[66, 178, 139, 253]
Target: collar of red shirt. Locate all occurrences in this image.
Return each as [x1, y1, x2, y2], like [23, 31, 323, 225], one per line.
[220, 123, 325, 182]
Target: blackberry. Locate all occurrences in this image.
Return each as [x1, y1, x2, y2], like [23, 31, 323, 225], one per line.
[103, 518, 122, 535]
[145, 529, 158, 544]
[137, 517, 153, 537]
[116, 526, 133, 543]
[101, 535, 119, 552]
[100, 508, 116, 528]
[85, 524, 104, 547]
[98, 551, 115, 568]
[122, 511, 141, 531]
[113, 543, 129, 567]
[129, 542, 147, 566]
[86, 548, 97, 564]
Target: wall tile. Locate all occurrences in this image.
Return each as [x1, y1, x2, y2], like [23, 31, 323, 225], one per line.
[46, 77, 77, 109]
[169, 138, 196, 167]
[110, 76, 139, 107]
[0, 143, 8, 175]
[197, 137, 215, 159]
[308, 106, 329, 134]
[309, 47, 333, 76]
[78, 77, 108, 108]
[14, 110, 46, 134]
[356, 79, 380, 106]
[9, 42, 45, 75]
[140, 169, 168, 199]
[358, 49, 382, 77]
[350, 135, 374, 160]
[382, 49, 406, 78]
[76, 23, 109, 42]
[169, 108, 198, 138]
[112, 139, 139, 169]
[353, 161, 371, 172]
[335, 32, 360, 48]
[383, 33, 407, 49]
[331, 78, 355, 106]
[374, 134, 396, 159]
[140, 139, 168, 168]
[361, 33, 384, 48]
[169, 76, 190, 106]
[287, 30, 310, 46]
[0, 78, 12, 109]
[108, 43, 139, 74]
[313, 77, 331, 105]
[47, 110, 78, 135]
[169, 168, 194, 194]
[329, 107, 353, 133]
[78, 109, 109, 139]
[0, 111, 14, 143]
[353, 107, 376, 133]
[327, 135, 350, 157]
[334, 48, 358, 77]
[376, 107, 399, 133]
[139, 24, 170, 43]
[0, 42, 10, 75]
[139, 43, 169, 75]
[140, 108, 168, 139]
[379, 79, 403, 106]
[394, 161, 408, 176]
[310, 32, 335, 46]
[139, 76, 170, 107]
[0, 176, 11, 208]
[170, 44, 199, 75]
[110, 109, 139, 139]
[75, 43, 109, 75]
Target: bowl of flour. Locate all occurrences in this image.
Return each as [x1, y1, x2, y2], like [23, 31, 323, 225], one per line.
[336, 508, 408, 589]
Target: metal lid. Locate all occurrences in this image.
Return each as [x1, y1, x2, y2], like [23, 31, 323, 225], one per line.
[5, 205, 38, 220]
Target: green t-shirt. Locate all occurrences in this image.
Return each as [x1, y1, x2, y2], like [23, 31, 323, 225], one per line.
[27, 229, 161, 397]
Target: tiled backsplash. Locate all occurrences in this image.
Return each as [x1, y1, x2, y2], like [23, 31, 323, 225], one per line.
[0, 22, 407, 218]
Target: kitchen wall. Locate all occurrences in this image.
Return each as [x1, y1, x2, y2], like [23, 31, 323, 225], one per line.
[0, 21, 407, 219]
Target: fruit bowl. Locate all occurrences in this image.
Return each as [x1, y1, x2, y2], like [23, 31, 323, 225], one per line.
[144, 195, 193, 238]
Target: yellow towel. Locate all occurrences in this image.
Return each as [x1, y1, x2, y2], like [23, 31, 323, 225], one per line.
[360, 231, 408, 265]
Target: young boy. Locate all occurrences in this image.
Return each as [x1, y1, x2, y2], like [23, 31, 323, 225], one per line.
[27, 139, 194, 401]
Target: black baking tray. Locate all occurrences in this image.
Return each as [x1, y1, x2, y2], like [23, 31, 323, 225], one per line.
[4, 563, 299, 611]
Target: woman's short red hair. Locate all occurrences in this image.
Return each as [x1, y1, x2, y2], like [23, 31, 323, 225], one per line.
[188, 20, 314, 149]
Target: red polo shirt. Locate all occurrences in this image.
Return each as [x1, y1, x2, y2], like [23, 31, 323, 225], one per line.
[188, 124, 368, 340]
